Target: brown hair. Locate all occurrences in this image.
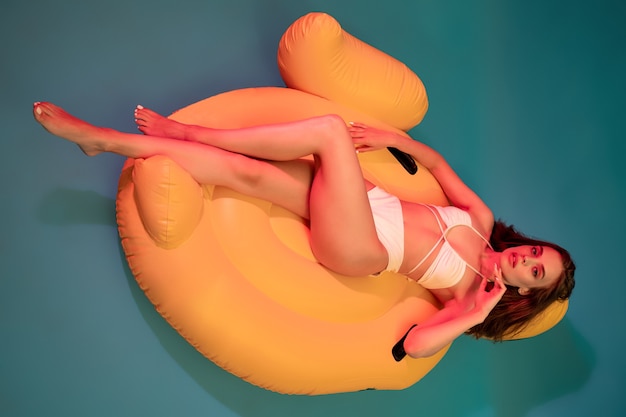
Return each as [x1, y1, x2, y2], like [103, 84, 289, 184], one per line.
[466, 221, 576, 341]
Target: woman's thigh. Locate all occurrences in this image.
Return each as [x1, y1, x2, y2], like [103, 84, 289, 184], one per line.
[257, 159, 315, 219]
[305, 121, 388, 276]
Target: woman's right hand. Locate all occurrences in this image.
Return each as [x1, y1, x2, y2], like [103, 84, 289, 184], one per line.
[473, 266, 507, 322]
[348, 122, 403, 152]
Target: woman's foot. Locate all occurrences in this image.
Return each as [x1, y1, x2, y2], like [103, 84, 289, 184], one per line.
[134, 105, 187, 140]
[33, 102, 105, 156]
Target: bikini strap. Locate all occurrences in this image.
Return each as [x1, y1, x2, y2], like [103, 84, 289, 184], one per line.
[405, 205, 445, 275]
[458, 226, 492, 279]
[406, 205, 493, 278]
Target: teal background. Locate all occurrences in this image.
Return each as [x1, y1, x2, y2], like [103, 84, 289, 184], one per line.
[1, 0, 624, 416]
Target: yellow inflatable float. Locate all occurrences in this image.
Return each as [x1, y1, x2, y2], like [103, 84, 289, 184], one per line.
[116, 13, 568, 395]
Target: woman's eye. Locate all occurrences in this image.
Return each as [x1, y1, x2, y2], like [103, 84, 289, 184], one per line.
[531, 247, 538, 255]
[532, 267, 538, 277]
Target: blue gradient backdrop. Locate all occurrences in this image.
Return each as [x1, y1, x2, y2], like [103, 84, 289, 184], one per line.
[1, 1, 624, 416]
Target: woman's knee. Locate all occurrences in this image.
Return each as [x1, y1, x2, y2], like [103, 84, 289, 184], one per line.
[311, 114, 352, 147]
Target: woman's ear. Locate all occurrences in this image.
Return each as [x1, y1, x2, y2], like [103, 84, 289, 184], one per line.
[518, 287, 530, 296]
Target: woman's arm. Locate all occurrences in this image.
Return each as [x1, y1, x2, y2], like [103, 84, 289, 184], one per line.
[404, 303, 485, 358]
[404, 273, 506, 358]
[349, 124, 494, 232]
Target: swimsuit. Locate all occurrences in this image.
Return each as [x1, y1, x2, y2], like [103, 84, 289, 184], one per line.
[367, 187, 404, 273]
[367, 187, 491, 287]
[408, 205, 492, 289]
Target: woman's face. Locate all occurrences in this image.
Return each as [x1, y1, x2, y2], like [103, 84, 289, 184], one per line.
[499, 245, 564, 294]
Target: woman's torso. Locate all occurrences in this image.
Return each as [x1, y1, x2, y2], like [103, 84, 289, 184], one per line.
[399, 200, 491, 303]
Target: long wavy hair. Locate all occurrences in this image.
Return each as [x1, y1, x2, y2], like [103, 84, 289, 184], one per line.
[466, 220, 576, 341]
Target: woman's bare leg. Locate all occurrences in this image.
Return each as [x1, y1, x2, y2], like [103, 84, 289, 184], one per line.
[136, 106, 337, 161]
[137, 106, 388, 275]
[33, 102, 313, 217]
[35, 102, 388, 275]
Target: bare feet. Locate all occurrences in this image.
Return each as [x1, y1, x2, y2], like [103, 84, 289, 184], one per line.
[33, 102, 105, 156]
[134, 105, 187, 140]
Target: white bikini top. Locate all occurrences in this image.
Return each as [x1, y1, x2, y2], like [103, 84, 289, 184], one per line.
[407, 204, 492, 289]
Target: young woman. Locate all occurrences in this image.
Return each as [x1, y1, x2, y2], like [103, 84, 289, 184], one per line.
[33, 102, 575, 358]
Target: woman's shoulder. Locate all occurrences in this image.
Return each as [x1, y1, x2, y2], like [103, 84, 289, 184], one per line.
[465, 206, 494, 239]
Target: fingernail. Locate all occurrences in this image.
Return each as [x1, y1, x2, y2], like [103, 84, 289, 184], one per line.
[136, 104, 144, 110]
[36, 106, 42, 115]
